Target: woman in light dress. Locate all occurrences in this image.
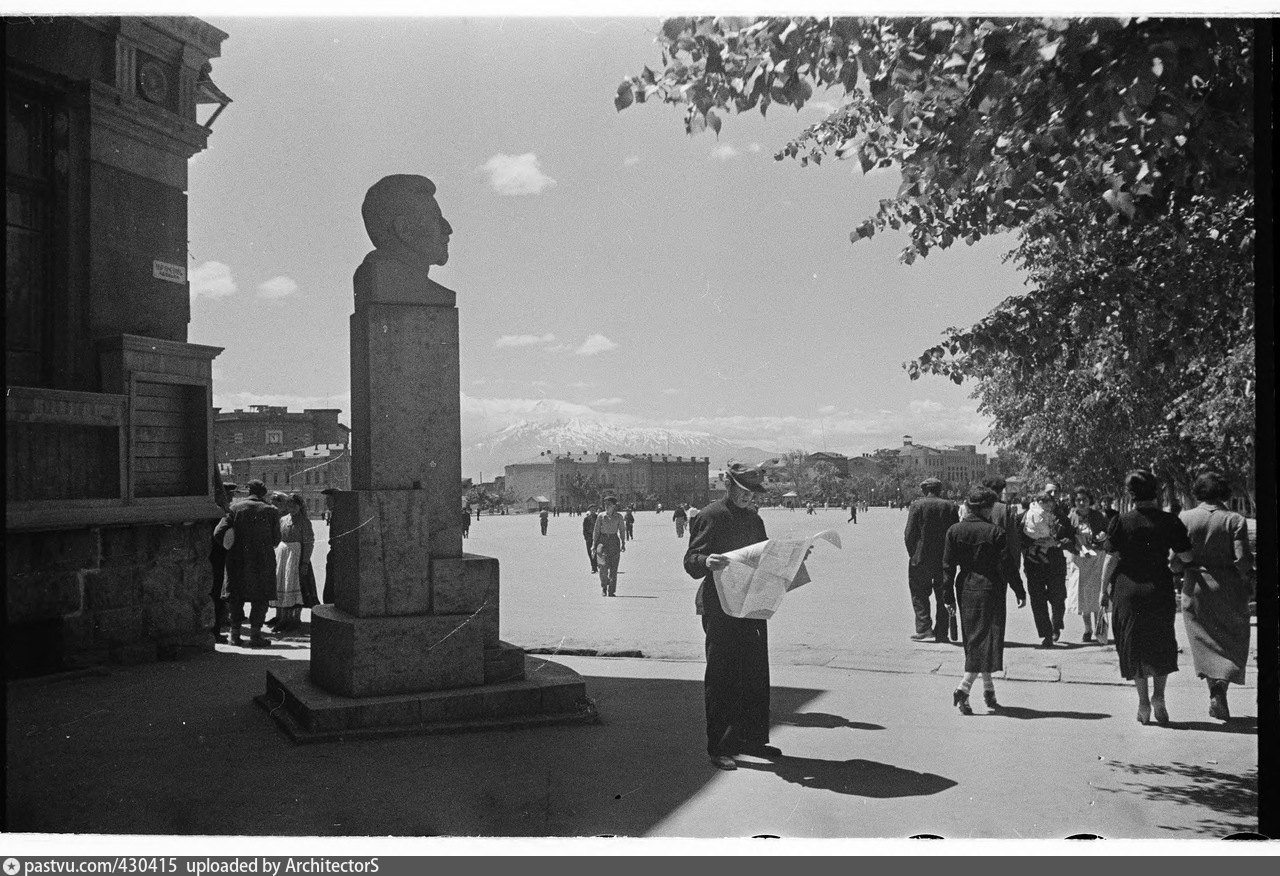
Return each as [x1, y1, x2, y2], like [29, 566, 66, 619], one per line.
[1066, 487, 1109, 643]
[271, 492, 314, 633]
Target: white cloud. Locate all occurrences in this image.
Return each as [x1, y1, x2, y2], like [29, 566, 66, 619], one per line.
[747, 142, 763, 154]
[569, 381, 595, 389]
[189, 261, 237, 300]
[495, 333, 556, 349]
[623, 155, 641, 166]
[818, 404, 837, 415]
[574, 334, 618, 356]
[712, 143, 741, 161]
[257, 275, 298, 300]
[591, 397, 624, 407]
[481, 153, 556, 195]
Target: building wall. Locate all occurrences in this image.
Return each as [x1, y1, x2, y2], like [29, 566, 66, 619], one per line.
[551, 453, 709, 508]
[228, 444, 351, 515]
[213, 406, 348, 463]
[503, 463, 556, 507]
[5, 16, 230, 678]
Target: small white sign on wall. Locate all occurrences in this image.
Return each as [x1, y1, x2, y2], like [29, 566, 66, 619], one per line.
[153, 260, 187, 284]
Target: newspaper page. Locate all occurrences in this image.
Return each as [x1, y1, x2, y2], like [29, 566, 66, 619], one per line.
[712, 529, 842, 620]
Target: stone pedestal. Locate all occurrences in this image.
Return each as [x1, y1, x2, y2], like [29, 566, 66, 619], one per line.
[262, 178, 592, 740]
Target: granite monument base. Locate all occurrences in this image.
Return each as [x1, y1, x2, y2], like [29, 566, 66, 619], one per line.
[258, 655, 596, 744]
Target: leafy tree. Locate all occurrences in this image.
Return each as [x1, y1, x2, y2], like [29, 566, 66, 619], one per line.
[620, 16, 1256, 505]
[619, 16, 1253, 261]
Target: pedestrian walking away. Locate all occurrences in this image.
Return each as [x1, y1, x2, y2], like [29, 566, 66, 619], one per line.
[539, 507, 549, 536]
[1100, 470, 1194, 725]
[904, 477, 959, 643]
[593, 497, 626, 596]
[213, 479, 280, 648]
[943, 486, 1027, 715]
[848, 502, 857, 524]
[460, 505, 471, 538]
[582, 505, 599, 574]
[684, 461, 777, 771]
[1178, 471, 1254, 721]
[673, 503, 688, 539]
[624, 507, 635, 541]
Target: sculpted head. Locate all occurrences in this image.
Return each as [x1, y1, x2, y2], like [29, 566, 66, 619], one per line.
[361, 174, 452, 271]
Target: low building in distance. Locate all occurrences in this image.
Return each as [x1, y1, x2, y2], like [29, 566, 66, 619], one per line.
[225, 442, 350, 516]
[213, 404, 349, 464]
[505, 451, 709, 510]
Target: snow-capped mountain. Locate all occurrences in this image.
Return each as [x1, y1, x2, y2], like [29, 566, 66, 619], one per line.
[462, 418, 779, 482]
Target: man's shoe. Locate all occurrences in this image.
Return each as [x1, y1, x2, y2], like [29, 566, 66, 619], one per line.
[736, 743, 782, 759]
[1039, 636, 1055, 649]
[709, 755, 737, 771]
[953, 689, 974, 716]
[1052, 629, 1061, 642]
[247, 635, 272, 648]
[909, 632, 931, 641]
[230, 636, 244, 647]
[1082, 631, 1094, 643]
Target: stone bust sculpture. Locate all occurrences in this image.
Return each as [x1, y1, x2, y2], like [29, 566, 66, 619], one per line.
[355, 174, 455, 307]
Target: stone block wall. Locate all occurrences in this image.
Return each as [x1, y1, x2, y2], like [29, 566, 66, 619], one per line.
[5, 521, 215, 677]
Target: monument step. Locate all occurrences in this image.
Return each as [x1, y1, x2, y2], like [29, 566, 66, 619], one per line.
[258, 655, 595, 744]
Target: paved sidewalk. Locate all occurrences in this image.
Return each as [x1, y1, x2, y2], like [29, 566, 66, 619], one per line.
[6, 647, 1258, 842]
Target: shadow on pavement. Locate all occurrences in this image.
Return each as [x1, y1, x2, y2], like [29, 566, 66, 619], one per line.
[1103, 761, 1257, 837]
[1161, 717, 1258, 735]
[5, 653, 842, 837]
[989, 706, 1111, 721]
[775, 712, 885, 731]
[735, 756, 956, 798]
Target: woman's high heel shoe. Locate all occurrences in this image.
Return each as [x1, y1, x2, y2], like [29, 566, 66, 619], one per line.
[1152, 699, 1170, 725]
[1137, 702, 1151, 725]
[953, 689, 973, 716]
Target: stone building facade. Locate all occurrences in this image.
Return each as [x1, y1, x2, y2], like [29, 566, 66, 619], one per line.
[226, 443, 351, 515]
[505, 451, 710, 510]
[213, 405, 349, 463]
[888, 436, 999, 491]
[6, 17, 231, 677]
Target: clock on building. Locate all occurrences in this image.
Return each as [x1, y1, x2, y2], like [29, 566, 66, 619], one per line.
[138, 61, 168, 103]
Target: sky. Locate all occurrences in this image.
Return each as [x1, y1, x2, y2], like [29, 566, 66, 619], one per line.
[183, 13, 1040, 481]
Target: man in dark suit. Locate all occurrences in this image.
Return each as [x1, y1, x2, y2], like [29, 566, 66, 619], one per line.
[983, 475, 1026, 598]
[214, 479, 280, 648]
[684, 462, 776, 771]
[582, 505, 599, 574]
[904, 477, 960, 642]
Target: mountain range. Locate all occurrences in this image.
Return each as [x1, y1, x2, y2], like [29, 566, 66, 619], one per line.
[462, 418, 780, 482]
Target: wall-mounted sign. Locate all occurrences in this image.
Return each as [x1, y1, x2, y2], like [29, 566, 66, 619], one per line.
[153, 260, 187, 284]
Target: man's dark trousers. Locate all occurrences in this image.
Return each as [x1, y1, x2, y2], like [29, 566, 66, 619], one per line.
[1024, 552, 1067, 638]
[909, 562, 950, 638]
[702, 612, 770, 756]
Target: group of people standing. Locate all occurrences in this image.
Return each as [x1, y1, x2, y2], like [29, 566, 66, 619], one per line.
[210, 475, 317, 648]
[906, 469, 1254, 724]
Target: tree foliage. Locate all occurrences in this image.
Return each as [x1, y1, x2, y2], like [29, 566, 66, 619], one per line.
[620, 16, 1256, 501]
[619, 16, 1253, 262]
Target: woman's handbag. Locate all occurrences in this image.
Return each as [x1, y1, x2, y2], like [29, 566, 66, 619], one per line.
[300, 561, 319, 608]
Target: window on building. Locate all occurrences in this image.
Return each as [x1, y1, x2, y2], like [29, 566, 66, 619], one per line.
[265, 429, 283, 444]
[233, 433, 244, 444]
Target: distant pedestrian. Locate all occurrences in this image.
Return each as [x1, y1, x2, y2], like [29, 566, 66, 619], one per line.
[539, 507, 549, 536]
[674, 503, 688, 538]
[656, 503, 664, 515]
[582, 505, 599, 574]
[1022, 483, 1073, 647]
[214, 479, 280, 648]
[904, 477, 959, 643]
[1066, 487, 1109, 643]
[684, 462, 778, 771]
[593, 496, 626, 596]
[1179, 471, 1254, 721]
[1101, 470, 1194, 724]
[848, 502, 858, 524]
[624, 507, 635, 541]
[944, 486, 1027, 715]
[460, 506, 471, 538]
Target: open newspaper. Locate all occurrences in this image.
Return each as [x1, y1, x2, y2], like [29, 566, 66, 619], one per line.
[711, 529, 843, 620]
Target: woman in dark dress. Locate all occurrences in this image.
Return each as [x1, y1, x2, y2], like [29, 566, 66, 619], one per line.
[1100, 470, 1194, 725]
[943, 486, 1028, 714]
